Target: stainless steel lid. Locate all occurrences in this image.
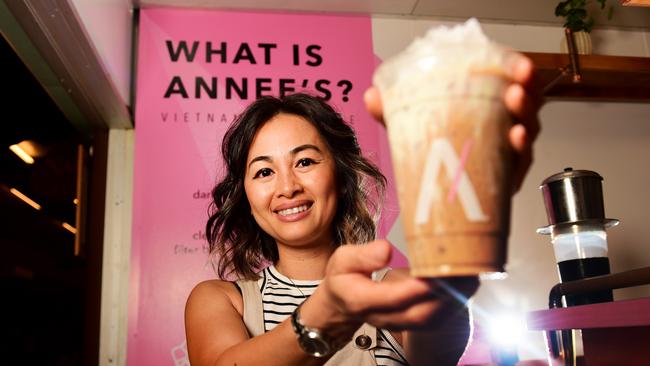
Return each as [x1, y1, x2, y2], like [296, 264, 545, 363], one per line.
[537, 167, 619, 235]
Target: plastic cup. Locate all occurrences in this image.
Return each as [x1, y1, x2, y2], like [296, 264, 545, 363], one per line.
[374, 19, 515, 277]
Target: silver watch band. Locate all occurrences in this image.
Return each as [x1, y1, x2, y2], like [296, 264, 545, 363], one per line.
[291, 302, 334, 358]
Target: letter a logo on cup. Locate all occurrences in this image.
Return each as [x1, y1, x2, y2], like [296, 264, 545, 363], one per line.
[415, 137, 488, 225]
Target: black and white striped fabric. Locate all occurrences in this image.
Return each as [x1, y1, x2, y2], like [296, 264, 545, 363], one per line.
[258, 266, 409, 366]
[259, 265, 319, 331]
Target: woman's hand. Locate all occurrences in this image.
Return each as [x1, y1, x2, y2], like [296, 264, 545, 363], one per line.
[298, 240, 479, 343]
[364, 53, 543, 193]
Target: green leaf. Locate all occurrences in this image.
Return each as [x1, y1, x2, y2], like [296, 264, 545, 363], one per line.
[567, 12, 582, 24]
[571, 0, 586, 8]
[574, 8, 587, 19]
[556, 0, 613, 32]
[555, 1, 570, 16]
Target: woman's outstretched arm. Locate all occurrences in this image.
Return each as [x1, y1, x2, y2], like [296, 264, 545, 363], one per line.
[185, 279, 329, 366]
[185, 241, 439, 366]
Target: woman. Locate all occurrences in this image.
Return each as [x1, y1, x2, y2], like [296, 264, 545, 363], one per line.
[185, 56, 541, 366]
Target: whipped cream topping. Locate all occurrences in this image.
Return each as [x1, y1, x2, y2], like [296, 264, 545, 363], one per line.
[373, 18, 512, 105]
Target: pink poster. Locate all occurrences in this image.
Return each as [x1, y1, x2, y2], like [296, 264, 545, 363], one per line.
[131, 8, 402, 365]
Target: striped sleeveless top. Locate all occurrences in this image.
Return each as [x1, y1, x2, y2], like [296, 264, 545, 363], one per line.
[259, 266, 409, 366]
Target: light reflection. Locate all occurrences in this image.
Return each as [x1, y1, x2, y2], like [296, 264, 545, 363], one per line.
[437, 278, 548, 361]
[9, 144, 35, 164]
[10, 188, 41, 210]
[563, 178, 578, 222]
[62, 222, 77, 234]
[489, 313, 526, 346]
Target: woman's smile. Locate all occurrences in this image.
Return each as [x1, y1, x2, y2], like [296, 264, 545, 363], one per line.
[244, 113, 338, 248]
[274, 201, 313, 221]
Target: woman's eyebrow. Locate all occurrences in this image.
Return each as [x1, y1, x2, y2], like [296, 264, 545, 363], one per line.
[290, 144, 322, 156]
[248, 155, 272, 169]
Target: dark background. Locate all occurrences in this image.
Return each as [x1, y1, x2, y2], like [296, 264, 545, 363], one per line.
[1, 34, 89, 365]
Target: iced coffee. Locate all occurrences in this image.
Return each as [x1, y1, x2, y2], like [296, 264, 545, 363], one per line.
[374, 19, 515, 277]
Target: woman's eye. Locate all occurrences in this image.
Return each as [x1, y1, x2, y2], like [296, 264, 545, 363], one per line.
[296, 158, 315, 168]
[253, 168, 273, 178]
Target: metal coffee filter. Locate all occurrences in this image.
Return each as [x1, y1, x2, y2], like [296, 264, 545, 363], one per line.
[537, 167, 619, 235]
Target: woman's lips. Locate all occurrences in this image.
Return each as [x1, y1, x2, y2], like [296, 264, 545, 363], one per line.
[274, 202, 313, 222]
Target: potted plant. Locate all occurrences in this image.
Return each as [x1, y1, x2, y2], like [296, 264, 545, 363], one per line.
[555, 0, 613, 54]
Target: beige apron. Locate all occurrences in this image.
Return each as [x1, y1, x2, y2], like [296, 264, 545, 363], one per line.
[236, 269, 391, 366]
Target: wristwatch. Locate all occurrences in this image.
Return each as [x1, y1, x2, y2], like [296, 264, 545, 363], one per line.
[291, 302, 334, 358]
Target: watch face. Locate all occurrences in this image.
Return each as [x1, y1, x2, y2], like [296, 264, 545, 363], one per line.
[299, 330, 331, 357]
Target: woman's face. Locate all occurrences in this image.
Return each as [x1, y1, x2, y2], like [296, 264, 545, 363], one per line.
[244, 113, 338, 249]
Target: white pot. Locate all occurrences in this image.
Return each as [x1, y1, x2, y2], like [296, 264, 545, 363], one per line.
[560, 30, 592, 55]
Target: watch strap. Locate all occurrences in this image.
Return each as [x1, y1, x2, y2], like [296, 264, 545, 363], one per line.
[291, 302, 334, 358]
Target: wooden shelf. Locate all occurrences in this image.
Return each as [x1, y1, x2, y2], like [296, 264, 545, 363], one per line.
[523, 52, 650, 102]
[527, 297, 650, 331]
[526, 298, 650, 366]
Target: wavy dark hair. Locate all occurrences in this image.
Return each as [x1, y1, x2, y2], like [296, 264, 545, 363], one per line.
[206, 93, 386, 280]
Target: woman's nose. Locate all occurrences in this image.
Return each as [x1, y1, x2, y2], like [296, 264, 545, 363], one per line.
[275, 169, 302, 198]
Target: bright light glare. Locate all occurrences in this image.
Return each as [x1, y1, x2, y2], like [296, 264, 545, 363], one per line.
[10, 188, 41, 210]
[488, 313, 526, 347]
[62, 222, 77, 234]
[9, 144, 35, 164]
